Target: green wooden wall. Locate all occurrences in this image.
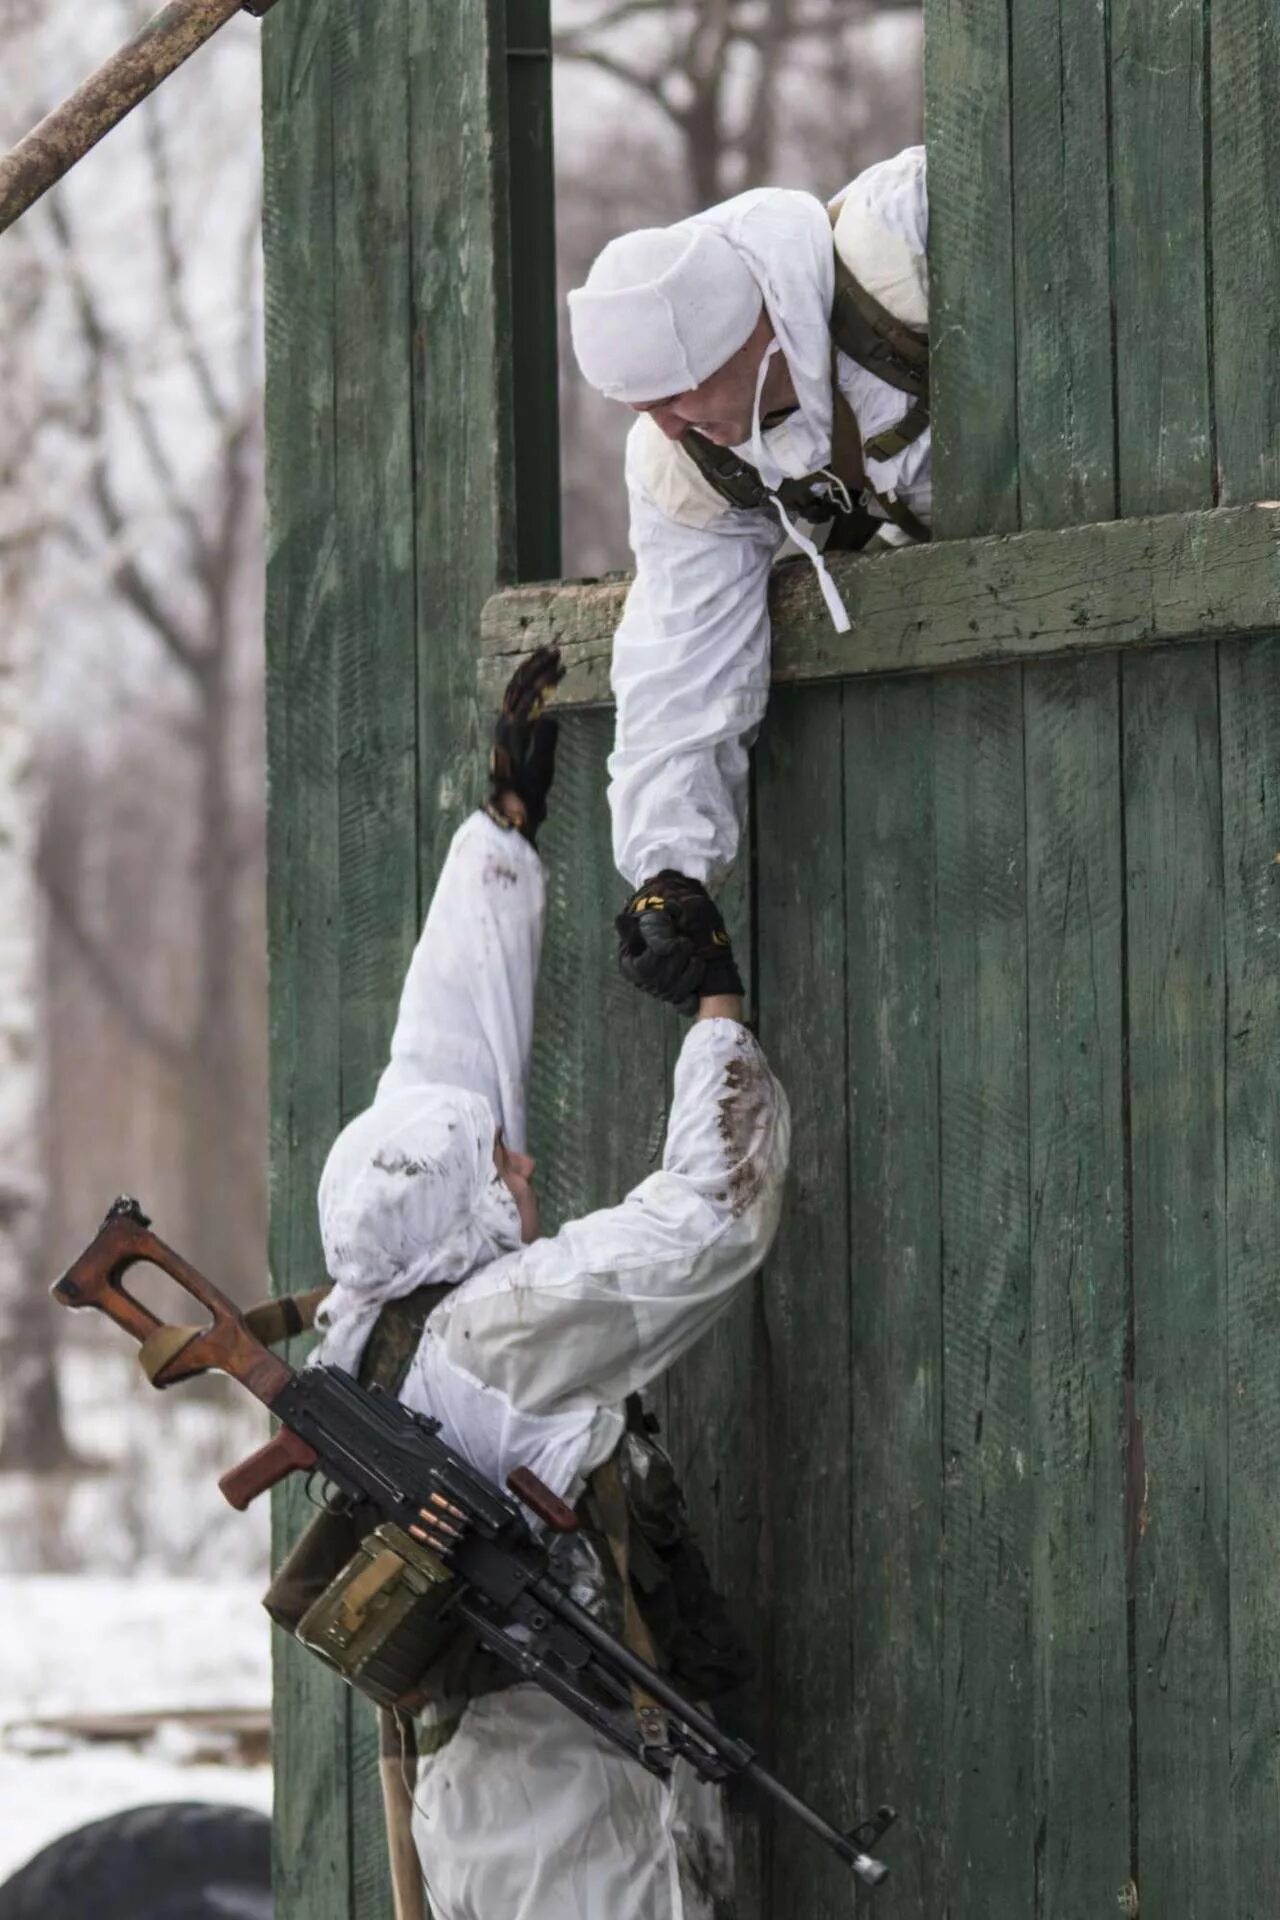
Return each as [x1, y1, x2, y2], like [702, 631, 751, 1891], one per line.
[262, 4, 557, 1914]
[264, 1, 1280, 1916]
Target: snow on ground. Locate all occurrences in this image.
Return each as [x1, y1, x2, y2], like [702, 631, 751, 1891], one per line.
[0, 1342, 276, 1886]
[0, 1345, 272, 1579]
[0, 1574, 272, 1885]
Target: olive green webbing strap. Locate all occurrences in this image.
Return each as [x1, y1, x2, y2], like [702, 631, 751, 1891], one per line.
[871, 489, 931, 544]
[135, 1286, 332, 1385]
[827, 198, 930, 469]
[590, 1453, 670, 1749]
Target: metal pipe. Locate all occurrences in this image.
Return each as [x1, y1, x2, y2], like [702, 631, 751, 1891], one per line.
[0, 0, 279, 239]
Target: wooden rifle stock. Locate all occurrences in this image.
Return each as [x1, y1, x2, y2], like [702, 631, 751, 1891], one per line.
[219, 1425, 318, 1509]
[52, 1195, 293, 1405]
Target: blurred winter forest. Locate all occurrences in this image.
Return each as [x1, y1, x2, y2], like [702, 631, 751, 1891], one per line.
[0, 0, 920, 1575]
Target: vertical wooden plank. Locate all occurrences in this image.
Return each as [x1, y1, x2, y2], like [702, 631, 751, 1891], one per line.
[409, 0, 513, 896]
[843, 676, 942, 1919]
[660, 856, 762, 1913]
[1009, 0, 1130, 1895]
[1218, 635, 1280, 1915]
[752, 686, 851, 1920]
[1009, 0, 1116, 526]
[505, 0, 561, 584]
[1111, 0, 1214, 514]
[1210, 0, 1280, 502]
[1024, 656, 1130, 1915]
[262, 7, 349, 1916]
[1124, 646, 1230, 1915]
[935, 667, 1033, 1917]
[923, 0, 1019, 537]
[332, 0, 418, 1118]
[330, 7, 419, 1914]
[526, 711, 670, 1227]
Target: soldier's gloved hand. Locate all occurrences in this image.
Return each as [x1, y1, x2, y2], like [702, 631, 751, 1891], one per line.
[486, 646, 565, 843]
[615, 871, 744, 1015]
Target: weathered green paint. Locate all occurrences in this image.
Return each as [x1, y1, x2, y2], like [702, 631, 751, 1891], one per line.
[263, 1, 1280, 1913]
[505, 0, 561, 585]
[1219, 636, 1280, 1915]
[754, 687, 854, 1917]
[265, 3, 558, 1913]
[330, 8, 420, 1912]
[1112, 0, 1214, 514]
[924, 0, 1018, 533]
[1009, 6, 1132, 1892]
[1024, 656, 1129, 1912]
[1212, 0, 1280, 501]
[935, 668, 1033, 1914]
[1124, 650, 1231, 1914]
[525, 711, 671, 1231]
[479, 502, 1280, 708]
[1010, 0, 1115, 526]
[262, 6, 349, 1916]
[843, 676, 942, 1920]
[1213, 11, 1280, 1897]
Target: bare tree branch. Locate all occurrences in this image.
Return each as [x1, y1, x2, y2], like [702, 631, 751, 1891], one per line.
[140, 94, 232, 433]
[38, 844, 190, 1067]
[45, 196, 205, 676]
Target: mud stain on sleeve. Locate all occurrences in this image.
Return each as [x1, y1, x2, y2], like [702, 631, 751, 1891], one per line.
[716, 1037, 774, 1217]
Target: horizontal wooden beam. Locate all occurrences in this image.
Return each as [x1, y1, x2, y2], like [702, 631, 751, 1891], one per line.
[480, 502, 1280, 708]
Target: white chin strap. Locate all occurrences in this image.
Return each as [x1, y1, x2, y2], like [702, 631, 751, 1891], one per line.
[748, 342, 852, 636]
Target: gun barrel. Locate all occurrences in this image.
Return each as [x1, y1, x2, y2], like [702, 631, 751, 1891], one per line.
[0, 0, 278, 240]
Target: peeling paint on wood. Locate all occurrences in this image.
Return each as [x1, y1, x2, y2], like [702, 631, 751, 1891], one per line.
[479, 504, 1280, 708]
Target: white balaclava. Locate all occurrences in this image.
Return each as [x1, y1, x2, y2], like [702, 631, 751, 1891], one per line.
[568, 224, 763, 405]
[312, 1083, 522, 1376]
[569, 189, 851, 631]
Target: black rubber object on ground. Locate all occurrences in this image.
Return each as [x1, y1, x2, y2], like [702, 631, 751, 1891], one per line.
[0, 1801, 271, 1919]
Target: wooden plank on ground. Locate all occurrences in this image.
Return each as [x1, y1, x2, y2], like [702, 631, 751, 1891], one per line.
[843, 675, 942, 1917]
[1124, 645, 1230, 1915]
[1024, 655, 1130, 1913]
[479, 503, 1280, 706]
[330, 8, 418, 1913]
[923, 0, 1019, 535]
[261, 7, 349, 1916]
[752, 685, 852, 1919]
[1218, 634, 1280, 1911]
[1111, 0, 1214, 514]
[935, 667, 1033, 1916]
[1211, 0, 1280, 501]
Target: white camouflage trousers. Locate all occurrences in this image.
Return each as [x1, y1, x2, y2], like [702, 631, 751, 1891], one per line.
[412, 1684, 733, 1920]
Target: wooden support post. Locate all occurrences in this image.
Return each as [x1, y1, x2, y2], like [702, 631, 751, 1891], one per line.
[262, 3, 558, 1913]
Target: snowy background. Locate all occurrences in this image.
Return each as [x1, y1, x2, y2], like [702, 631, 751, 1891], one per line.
[0, 0, 920, 1888]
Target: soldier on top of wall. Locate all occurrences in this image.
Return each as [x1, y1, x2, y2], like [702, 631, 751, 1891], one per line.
[569, 146, 929, 1008]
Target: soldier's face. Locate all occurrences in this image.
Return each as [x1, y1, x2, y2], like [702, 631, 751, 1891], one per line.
[629, 311, 780, 449]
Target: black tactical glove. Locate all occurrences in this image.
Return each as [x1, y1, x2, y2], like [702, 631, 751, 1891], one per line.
[487, 647, 565, 843]
[615, 871, 744, 1015]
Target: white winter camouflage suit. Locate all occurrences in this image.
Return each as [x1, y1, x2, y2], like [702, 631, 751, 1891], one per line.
[610, 145, 930, 894]
[313, 811, 791, 1920]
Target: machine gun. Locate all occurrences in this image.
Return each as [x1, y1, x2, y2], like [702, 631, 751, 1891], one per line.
[53, 1196, 897, 1890]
